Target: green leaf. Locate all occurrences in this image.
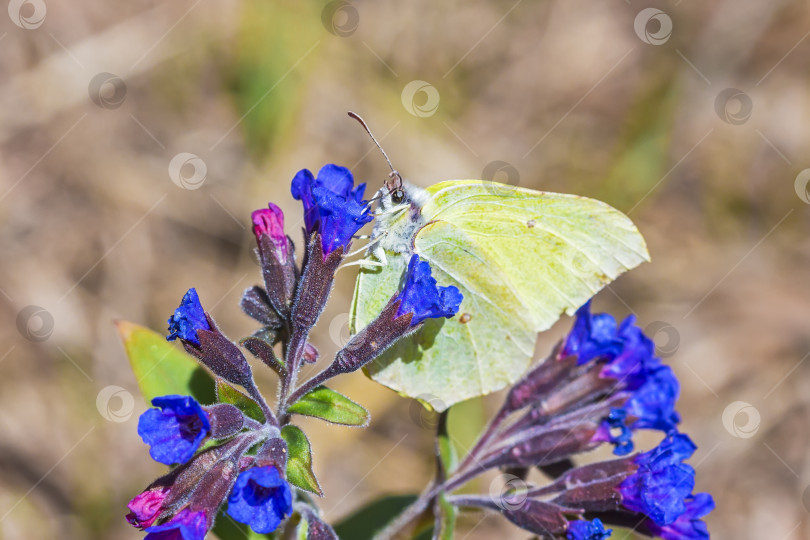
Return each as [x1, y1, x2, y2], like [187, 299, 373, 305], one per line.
[333, 495, 417, 540]
[287, 386, 369, 426]
[280, 425, 322, 495]
[116, 320, 215, 404]
[217, 379, 265, 422]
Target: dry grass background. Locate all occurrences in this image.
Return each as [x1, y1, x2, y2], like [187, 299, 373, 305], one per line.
[1, 0, 809, 538]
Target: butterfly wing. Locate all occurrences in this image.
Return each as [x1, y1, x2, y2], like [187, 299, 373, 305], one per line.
[352, 180, 649, 410]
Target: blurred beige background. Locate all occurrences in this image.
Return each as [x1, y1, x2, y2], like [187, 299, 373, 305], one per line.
[1, 0, 809, 538]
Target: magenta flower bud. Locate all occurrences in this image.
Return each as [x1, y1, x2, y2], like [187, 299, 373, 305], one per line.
[126, 486, 170, 529]
[252, 203, 288, 264]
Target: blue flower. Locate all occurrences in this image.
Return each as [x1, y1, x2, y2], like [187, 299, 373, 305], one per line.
[138, 395, 210, 465]
[599, 366, 681, 455]
[395, 255, 463, 326]
[566, 518, 613, 540]
[227, 466, 293, 534]
[144, 508, 207, 540]
[624, 364, 681, 432]
[595, 408, 634, 456]
[291, 165, 373, 256]
[618, 432, 697, 526]
[600, 318, 659, 388]
[562, 301, 624, 364]
[645, 492, 714, 540]
[167, 288, 211, 346]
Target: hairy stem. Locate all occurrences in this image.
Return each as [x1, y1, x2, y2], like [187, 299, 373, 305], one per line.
[277, 326, 309, 415]
[286, 366, 334, 406]
[244, 380, 279, 426]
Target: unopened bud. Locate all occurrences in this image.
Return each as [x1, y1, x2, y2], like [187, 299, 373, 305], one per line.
[206, 403, 245, 439]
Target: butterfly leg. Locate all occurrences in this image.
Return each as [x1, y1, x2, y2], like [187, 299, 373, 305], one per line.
[339, 258, 385, 270]
[371, 243, 388, 266]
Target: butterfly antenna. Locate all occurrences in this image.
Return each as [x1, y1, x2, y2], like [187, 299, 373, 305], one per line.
[347, 112, 404, 196]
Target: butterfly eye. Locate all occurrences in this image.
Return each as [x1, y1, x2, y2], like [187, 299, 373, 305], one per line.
[392, 189, 405, 204]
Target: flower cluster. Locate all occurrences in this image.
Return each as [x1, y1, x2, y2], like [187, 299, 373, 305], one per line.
[398, 301, 713, 540]
[563, 301, 681, 455]
[126, 165, 462, 539]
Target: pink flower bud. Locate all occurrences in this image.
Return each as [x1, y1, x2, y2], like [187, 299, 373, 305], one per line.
[126, 486, 169, 529]
[252, 203, 288, 264]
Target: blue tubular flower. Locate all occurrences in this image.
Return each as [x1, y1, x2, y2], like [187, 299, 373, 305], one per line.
[624, 365, 681, 432]
[601, 318, 659, 388]
[167, 288, 211, 346]
[144, 508, 207, 540]
[645, 493, 714, 540]
[566, 518, 613, 540]
[618, 432, 697, 526]
[395, 255, 463, 325]
[227, 466, 293, 534]
[138, 395, 211, 465]
[594, 408, 634, 456]
[598, 366, 681, 456]
[562, 301, 624, 364]
[290, 165, 373, 256]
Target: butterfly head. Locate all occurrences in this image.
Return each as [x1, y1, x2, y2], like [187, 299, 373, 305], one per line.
[370, 178, 429, 255]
